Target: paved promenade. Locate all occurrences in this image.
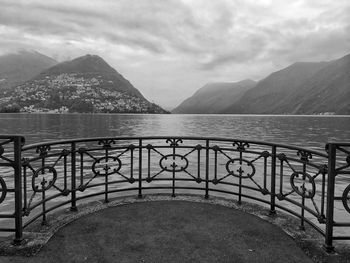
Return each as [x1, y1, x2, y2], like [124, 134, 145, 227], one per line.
[1, 200, 315, 263]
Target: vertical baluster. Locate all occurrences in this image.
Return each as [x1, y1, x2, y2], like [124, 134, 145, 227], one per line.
[197, 146, 201, 182]
[263, 157, 267, 190]
[40, 146, 46, 224]
[41, 182, 47, 225]
[104, 147, 109, 203]
[63, 154, 67, 191]
[138, 139, 142, 198]
[70, 142, 77, 211]
[214, 148, 217, 182]
[80, 151, 84, 187]
[321, 171, 326, 218]
[279, 160, 284, 196]
[324, 143, 336, 253]
[23, 164, 27, 213]
[172, 142, 176, 197]
[41, 153, 45, 174]
[147, 146, 151, 182]
[270, 146, 276, 215]
[205, 140, 209, 199]
[300, 161, 306, 230]
[104, 169, 109, 203]
[13, 136, 23, 245]
[238, 150, 242, 205]
[130, 146, 134, 181]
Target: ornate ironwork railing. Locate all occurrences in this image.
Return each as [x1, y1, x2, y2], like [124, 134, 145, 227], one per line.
[0, 136, 349, 252]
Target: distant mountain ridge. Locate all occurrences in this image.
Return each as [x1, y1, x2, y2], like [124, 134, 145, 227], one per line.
[222, 61, 332, 114]
[223, 54, 349, 114]
[175, 53, 349, 115]
[0, 50, 57, 90]
[1, 50, 348, 115]
[0, 54, 167, 114]
[37, 54, 144, 99]
[281, 53, 350, 114]
[41, 54, 116, 74]
[172, 79, 256, 114]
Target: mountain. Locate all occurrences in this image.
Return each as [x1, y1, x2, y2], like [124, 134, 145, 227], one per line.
[222, 61, 331, 114]
[0, 54, 167, 114]
[37, 54, 144, 99]
[222, 54, 349, 114]
[281, 53, 350, 114]
[0, 50, 57, 90]
[172, 79, 256, 114]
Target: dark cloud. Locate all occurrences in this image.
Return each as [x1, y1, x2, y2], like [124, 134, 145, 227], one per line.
[200, 51, 257, 70]
[0, 0, 349, 107]
[0, 0, 201, 55]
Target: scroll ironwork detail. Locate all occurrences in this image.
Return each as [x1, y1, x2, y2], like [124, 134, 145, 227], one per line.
[92, 156, 122, 176]
[225, 158, 255, 179]
[32, 166, 57, 192]
[290, 172, 316, 198]
[159, 154, 189, 172]
[0, 177, 7, 204]
[343, 184, 350, 214]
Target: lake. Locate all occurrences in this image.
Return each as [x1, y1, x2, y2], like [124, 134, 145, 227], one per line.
[0, 113, 349, 149]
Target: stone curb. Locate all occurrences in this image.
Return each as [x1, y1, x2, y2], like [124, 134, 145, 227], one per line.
[0, 194, 349, 262]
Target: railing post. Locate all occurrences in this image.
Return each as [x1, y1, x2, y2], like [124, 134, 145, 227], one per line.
[324, 143, 336, 253]
[171, 142, 176, 198]
[70, 142, 77, 211]
[238, 150, 243, 205]
[41, 186, 47, 225]
[205, 139, 209, 199]
[138, 139, 142, 198]
[270, 146, 276, 215]
[13, 136, 23, 245]
[104, 148, 109, 203]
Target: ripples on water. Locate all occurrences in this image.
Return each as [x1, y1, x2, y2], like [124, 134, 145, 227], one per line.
[0, 113, 349, 149]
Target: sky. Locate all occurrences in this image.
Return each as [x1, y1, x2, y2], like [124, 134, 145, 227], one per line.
[0, 0, 349, 109]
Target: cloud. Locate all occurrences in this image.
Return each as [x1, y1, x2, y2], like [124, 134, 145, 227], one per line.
[0, 0, 349, 107]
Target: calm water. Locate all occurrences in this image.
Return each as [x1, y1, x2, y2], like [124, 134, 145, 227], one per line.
[0, 113, 349, 150]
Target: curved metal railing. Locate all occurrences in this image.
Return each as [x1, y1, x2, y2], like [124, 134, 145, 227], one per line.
[0, 136, 349, 252]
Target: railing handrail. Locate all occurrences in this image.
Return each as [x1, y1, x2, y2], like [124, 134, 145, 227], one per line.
[21, 135, 329, 158]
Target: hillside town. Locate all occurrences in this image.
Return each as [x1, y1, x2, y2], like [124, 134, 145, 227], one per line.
[0, 73, 166, 114]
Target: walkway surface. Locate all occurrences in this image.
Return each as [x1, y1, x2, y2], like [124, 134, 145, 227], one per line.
[2, 201, 313, 263]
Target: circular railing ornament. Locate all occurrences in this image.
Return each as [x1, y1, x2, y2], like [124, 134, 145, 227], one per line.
[92, 156, 122, 176]
[0, 177, 7, 204]
[159, 154, 188, 172]
[342, 184, 350, 214]
[225, 158, 255, 178]
[32, 166, 57, 192]
[290, 172, 316, 198]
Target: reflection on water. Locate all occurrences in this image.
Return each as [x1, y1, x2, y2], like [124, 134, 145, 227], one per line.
[0, 113, 349, 149]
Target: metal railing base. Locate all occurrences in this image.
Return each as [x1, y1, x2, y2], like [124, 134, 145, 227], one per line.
[269, 210, 276, 216]
[323, 244, 335, 254]
[11, 238, 25, 246]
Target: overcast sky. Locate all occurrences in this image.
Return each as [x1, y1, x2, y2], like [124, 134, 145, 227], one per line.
[0, 0, 349, 109]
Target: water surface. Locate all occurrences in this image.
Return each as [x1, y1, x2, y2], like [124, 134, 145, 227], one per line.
[0, 113, 349, 149]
